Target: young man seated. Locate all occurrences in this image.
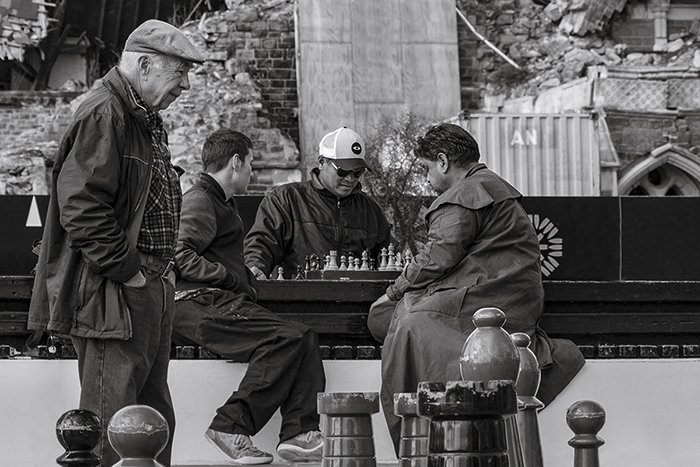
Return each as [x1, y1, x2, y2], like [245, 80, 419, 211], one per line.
[173, 129, 326, 464]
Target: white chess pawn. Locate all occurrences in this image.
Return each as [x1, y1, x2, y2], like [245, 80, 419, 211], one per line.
[403, 248, 413, 270]
[360, 251, 370, 270]
[395, 252, 403, 270]
[348, 254, 355, 271]
[379, 247, 388, 271]
[324, 254, 331, 270]
[339, 255, 348, 270]
[276, 266, 284, 280]
[354, 258, 361, 270]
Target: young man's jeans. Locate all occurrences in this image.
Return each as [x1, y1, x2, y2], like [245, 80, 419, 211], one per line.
[173, 288, 325, 442]
[72, 268, 176, 467]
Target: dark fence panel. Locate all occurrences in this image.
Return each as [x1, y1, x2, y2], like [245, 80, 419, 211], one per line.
[0, 195, 698, 281]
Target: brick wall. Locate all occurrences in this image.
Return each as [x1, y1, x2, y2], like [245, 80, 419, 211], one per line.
[611, 19, 654, 52]
[0, 91, 80, 147]
[605, 110, 678, 167]
[456, 12, 482, 111]
[199, 3, 299, 146]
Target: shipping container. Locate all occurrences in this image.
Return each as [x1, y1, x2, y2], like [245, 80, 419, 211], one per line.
[455, 113, 613, 196]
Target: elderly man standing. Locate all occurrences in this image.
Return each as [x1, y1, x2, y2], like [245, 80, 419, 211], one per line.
[245, 126, 393, 279]
[376, 123, 585, 453]
[27, 20, 203, 466]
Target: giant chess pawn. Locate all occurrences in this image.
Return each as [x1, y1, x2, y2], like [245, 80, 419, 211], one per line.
[108, 405, 170, 467]
[512, 332, 544, 467]
[56, 409, 102, 467]
[567, 401, 606, 467]
[460, 307, 520, 382]
[460, 307, 523, 467]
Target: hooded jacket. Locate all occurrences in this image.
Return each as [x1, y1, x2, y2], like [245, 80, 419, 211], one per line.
[27, 67, 160, 340]
[244, 168, 393, 278]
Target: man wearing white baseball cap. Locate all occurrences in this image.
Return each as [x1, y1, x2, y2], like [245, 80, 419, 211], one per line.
[245, 127, 393, 279]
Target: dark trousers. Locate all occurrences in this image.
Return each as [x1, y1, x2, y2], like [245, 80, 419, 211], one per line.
[173, 288, 325, 442]
[72, 269, 176, 467]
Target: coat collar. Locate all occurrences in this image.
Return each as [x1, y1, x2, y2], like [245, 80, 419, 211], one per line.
[199, 173, 227, 201]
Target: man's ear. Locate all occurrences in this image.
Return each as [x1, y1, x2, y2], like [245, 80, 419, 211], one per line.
[231, 154, 242, 172]
[137, 55, 151, 76]
[437, 153, 449, 173]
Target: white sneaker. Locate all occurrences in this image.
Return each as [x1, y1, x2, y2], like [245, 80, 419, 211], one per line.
[277, 430, 324, 462]
[205, 428, 274, 465]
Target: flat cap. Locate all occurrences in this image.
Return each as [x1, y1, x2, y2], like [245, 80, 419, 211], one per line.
[124, 19, 205, 64]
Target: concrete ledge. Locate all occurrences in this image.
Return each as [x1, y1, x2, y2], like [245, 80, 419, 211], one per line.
[2, 359, 699, 466]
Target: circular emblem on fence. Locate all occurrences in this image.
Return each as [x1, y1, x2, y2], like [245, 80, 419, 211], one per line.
[527, 214, 563, 277]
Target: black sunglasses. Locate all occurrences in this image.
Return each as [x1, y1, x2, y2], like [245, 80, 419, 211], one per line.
[327, 160, 366, 178]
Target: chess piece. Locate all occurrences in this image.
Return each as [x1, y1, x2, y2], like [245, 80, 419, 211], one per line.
[403, 249, 413, 270]
[340, 255, 348, 270]
[512, 332, 544, 467]
[304, 255, 311, 274]
[378, 248, 388, 271]
[329, 250, 339, 270]
[309, 254, 317, 271]
[395, 252, 403, 270]
[325, 254, 331, 270]
[318, 392, 379, 467]
[56, 409, 102, 467]
[348, 254, 355, 271]
[369, 258, 376, 270]
[387, 244, 396, 270]
[108, 405, 169, 467]
[354, 257, 361, 270]
[277, 266, 285, 280]
[295, 265, 304, 280]
[418, 380, 517, 467]
[460, 307, 522, 467]
[360, 250, 370, 270]
[567, 401, 605, 467]
[394, 393, 428, 467]
[460, 307, 520, 382]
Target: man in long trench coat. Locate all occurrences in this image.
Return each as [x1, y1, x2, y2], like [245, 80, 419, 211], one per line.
[375, 123, 585, 452]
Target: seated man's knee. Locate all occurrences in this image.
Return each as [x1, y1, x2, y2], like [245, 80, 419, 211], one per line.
[368, 299, 395, 343]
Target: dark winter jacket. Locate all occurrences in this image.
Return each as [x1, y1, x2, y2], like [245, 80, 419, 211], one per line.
[27, 67, 162, 339]
[387, 163, 544, 334]
[175, 174, 257, 300]
[244, 169, 393, 278]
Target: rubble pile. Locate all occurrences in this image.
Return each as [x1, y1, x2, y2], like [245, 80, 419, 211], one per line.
[458, 0, 700, 101]
[0, 0, 300, 195]
[0, 142, 56, 195]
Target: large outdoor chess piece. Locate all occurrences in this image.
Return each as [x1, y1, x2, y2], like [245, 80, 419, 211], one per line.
[567, 400, 606, 467]
[513, 332, 544, 467]
[417, 380, 517, 467]
[107, 405, 170, 467]
[460, 307, 523, 467]
[55, 409, 102, 467]
[318, 392, 379, 467]
[394, 393, 429, 467]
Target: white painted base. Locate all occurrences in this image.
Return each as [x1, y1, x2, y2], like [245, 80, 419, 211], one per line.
[1, 359, 698, 466]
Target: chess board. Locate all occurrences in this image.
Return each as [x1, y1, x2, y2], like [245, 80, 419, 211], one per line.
[304, 269, 401, 281]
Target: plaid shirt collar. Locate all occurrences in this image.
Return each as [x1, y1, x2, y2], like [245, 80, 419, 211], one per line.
[128, 83, 165, 143]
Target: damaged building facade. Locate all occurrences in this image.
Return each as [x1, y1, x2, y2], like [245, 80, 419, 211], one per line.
[1, 0, 700, 197]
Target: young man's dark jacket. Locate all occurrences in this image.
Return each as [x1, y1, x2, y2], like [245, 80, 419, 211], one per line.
[244, 168, 393, 277]
[176, 173, 257, 298]
[28, 68, 158, 339]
